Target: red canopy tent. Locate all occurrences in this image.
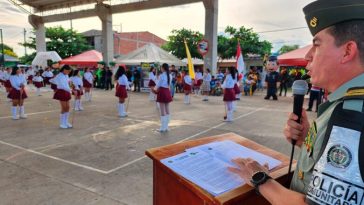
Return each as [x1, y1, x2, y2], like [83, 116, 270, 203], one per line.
[278, 45, 312, 67]
[60, 50, 103, 67]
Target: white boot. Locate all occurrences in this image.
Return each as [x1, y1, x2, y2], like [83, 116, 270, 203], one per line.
[164, 115, 170, 131]
[184, 95, 187, 104]
[78, 100, 84, 111]
[158, 116, 168, 132]
[65, 112, 73, 128]
[60, 114, 68, 129]
[156, 102, 160, 110]
[19, 106, 27, 119]
[36, 88, 41, 96]
[119, 103, 127, 117]
[74, 100, 80, 111]
[187, 95, 191, 104]
[232, 101, 236, 112]
[149, 92, 154, 101]
[12, 106, 19, 120]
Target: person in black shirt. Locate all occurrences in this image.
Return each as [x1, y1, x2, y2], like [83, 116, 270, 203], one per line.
[133, 67, 141, 92]
[279, 67, 289, 97]
[105, 66, 113, 90]
[99, 67, 106, 89]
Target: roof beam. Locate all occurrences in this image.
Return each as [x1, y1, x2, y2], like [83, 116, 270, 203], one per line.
[42, 0, 202, 23]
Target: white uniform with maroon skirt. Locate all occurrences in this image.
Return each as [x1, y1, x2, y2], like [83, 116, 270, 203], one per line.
[8, 75, 28, 120]
[33, 76, 43, 96]
[71, 76, 84, 111]
[53, 73, 73, 129]
[148, 72, 157, 101]
[155, 72, 172, 131]
[222, 74, 235, 122]
[116, 74, 130, 117]
[83, 71, 93, 101]
[183, 75, 192, 104]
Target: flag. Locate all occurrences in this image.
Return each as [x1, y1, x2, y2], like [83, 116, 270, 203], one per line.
[236, 42, 245, 74]
[184, 39, 195, 79]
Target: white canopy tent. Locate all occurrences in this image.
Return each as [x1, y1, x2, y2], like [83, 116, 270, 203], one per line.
[31, 51, 62, 68]
[116, 43, 185, 67]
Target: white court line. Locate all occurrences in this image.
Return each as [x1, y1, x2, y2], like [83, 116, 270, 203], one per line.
[0, 105, 96, 119]
[0, 140, 109, 174]
[104, 107, 265, 174]
[0, 107, 265, 175]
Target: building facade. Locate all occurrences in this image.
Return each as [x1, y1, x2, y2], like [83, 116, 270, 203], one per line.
[82, 30, 166, 58]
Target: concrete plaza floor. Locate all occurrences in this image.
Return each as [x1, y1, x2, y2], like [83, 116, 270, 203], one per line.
[0, 86, 316, 205]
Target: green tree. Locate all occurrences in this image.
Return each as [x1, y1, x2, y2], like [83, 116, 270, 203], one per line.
[162, 28, 204, 59]
[222, 26, 272, 58]
[279, 44, 299, 54]
[21, 26, 91, 59]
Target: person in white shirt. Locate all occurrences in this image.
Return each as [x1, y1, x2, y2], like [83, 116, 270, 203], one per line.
[42, 67, 54, 86]
[194, 68, 203, 95]
[8, 67, 28, 120]
[153, 63, 173, 132]
[70, 70, 84, 111]
[183, 70, 192, 104]
[32, 72, 43, 96]
[115, 66, 131, 118]
[148, 66, 157, 101]
[53, 65, 73, 129]
[221, 67, 236, 122]
[201, 68, 212, 101]
[83, 67, 94, 101]
[3, 67, 12, 98]
[26, 67, 35, 84]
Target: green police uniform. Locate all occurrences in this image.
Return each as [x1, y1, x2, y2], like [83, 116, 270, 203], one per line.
[289, 0, 364, 195]
[290, 74, 364, 193]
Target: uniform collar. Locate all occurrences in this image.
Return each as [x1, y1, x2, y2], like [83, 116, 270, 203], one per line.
[328, 73, 364, 102]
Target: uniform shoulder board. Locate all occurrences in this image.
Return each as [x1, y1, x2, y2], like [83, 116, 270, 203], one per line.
[343, 87, 364, 112]
[344, 87, 364, 100]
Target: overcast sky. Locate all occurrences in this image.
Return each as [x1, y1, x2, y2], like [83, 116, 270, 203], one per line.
[0, 0, 315, 57]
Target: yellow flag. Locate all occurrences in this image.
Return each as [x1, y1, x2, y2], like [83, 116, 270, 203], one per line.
[184, 40, 195, 79]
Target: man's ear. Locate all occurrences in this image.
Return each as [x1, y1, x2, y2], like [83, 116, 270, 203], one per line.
[342, 41, 359, 64]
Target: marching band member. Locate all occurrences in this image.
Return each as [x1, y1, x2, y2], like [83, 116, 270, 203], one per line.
[26, 67, 35, 84]
[222, 67, 236, 122]
[83, 67, 94, 101]
[148, 66, 157, 101]
[53, 65, 73, 129]
[194, 68, 203, 95]
[154, 63, 173, 132]
[42, 67, 54, 86]
[8, 67, 28, 120]
[201, 68, 212, 101]
[115, 65, 130, 118]
[183, 70, 192, 104]
[232, 68, 241, 111]
[32, 72, 43, 96]
[3, 67, 12, 100]
[70, 70, 84, 111]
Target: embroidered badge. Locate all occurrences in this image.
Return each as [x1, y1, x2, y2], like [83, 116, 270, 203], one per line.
[305, 121, 317, 156]
[310, 17, 318, 28]
[327, 144, 352, 169]
[298, 170, 304, 180]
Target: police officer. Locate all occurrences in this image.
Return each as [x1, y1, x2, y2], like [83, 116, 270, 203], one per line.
[228, 1, 364, 204]
[264, 56, 280, 100]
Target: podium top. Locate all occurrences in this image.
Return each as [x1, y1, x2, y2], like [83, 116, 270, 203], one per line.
[146, 133, 295, 204]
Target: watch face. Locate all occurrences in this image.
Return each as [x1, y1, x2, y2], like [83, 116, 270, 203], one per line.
[252, 172, 266, 183]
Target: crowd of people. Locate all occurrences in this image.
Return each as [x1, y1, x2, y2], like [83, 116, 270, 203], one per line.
[0, 59, 325, 130]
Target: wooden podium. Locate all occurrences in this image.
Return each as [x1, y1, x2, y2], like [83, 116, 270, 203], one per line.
[146, 133, 295, 205]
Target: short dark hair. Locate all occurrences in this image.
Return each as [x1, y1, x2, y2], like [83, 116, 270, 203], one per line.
[327, 20, 364, 65]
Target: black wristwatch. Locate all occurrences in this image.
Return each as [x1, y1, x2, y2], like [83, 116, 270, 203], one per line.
[250, 171, 272, 195]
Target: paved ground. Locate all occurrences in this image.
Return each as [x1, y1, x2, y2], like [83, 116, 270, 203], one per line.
[0, 86, 316, 205]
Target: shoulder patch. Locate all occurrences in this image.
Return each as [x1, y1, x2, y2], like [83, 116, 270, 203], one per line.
[344, 87, 364, 99]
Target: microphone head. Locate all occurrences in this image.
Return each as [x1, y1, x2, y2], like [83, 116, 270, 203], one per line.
[292, 80, 308, 95]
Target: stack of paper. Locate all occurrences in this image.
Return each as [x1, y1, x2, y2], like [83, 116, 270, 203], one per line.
[161, 140, 282, 196]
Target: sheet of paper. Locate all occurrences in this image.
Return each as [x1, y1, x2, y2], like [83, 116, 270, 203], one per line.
[161, 150, 244, 196]
[186, 140, 282, 170]
[161, 140, 282, 196]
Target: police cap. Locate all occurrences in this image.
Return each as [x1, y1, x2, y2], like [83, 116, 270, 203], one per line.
[303, 0, 364, 36]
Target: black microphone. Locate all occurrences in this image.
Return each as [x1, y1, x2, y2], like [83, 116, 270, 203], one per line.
[288, 80, 308, 175]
